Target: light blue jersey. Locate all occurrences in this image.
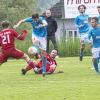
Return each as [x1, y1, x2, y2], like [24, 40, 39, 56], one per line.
[88, 27, 100, 48]
[98, 15, 100, 26]
[75, 14, 90, 34]
[25, 17, 47, 37]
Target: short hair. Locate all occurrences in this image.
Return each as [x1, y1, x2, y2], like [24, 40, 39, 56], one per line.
[91, 17, 99, 22]
[97, 5, 100, 8]
[1, 20, 10, 28]
[78, 4, 86, 10]
[32, 13, 39, 19]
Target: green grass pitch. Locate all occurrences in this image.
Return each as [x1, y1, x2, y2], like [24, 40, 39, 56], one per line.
[0, 57, 100, 100]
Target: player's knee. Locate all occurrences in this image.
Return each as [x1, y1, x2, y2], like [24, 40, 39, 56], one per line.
[32, 38, 39, 45]
[23, 53, 30, 60]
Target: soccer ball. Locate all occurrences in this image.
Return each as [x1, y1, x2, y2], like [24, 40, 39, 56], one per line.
[28, 46, 38, 55]
[34, 67, 39, 74]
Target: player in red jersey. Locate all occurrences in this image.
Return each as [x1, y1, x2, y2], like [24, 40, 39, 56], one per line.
[21, 50, 59, 75]
[0, 21, 35, 73]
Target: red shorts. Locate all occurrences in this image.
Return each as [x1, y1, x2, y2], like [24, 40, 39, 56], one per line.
[36, 61, 55, 74]
[0, 48, 24, 64]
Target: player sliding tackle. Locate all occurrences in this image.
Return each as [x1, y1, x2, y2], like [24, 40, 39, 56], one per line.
[22, 49, 58, 75]
[0, 21, 34, 72]
[22, 48, 64, 75]
[14, 13, 48, 77]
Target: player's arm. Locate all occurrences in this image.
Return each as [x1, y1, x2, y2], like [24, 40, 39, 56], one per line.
[17, 30, 28, 40]
[13, 29, 28, 40]
[36, 19, 48, 29]
[13, 19, 26, 29]
[46, 64, 57, 74]
[88, 30, 92, 49]
[75, 17, 84, 28]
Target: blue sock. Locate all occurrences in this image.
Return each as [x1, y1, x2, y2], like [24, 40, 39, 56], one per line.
[93, 61, 99, 74]
[42, 56, 46, 74]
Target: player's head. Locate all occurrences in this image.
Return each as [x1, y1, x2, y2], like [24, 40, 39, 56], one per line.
[97, 6, 100, 14]
[32, 13, 39, 22]
[90, 17, 98, 28]
[50, 50, 57, 59]
[1, 20, 10, 28]
[45, 9, 51, 17]
[78, 4, 86, 14]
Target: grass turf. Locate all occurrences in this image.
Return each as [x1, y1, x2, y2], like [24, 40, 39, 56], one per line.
[0, 57, 100, 100]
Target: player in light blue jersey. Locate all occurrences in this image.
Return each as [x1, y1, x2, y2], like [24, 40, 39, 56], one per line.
[14, 13, 48, 76]
[75, 4, 90, 61]
[88, 17, 100, 75]
[97, 6, 100, 26]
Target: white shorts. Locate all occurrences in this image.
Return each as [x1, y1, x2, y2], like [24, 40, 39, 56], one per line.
[92, 48, 100, 58]
[32, 34, 47, 51]
[80, 33, 89, 43]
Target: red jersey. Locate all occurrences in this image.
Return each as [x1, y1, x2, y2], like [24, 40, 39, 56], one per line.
[38, 53, 57, 73]
[0, 28, 27, 50]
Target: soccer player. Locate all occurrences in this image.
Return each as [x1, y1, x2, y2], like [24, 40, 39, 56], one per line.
[88, 17, 100, 74]
[97, 6, 100, 26]
[14, 13, 48, 76]
[75, 4, 90, 61]
[21, 50, 58, 75]
[0, 21, 34, 73]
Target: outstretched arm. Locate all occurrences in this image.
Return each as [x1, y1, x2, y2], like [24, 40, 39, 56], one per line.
[36, 19, 48, 29]
[13, 19, 26, 29]
[17, 30, 28, 40]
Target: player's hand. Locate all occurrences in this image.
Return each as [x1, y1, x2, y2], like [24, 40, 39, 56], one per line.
[13, 25, 18, 29]
[22, 30, 28, 34]
[79, 24, 84, 28]
[84, 21, 88, 23]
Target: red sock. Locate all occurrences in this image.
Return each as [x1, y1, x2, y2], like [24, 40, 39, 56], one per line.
[26, 60, 34, 71]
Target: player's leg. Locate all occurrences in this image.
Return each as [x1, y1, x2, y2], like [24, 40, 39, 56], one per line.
[11, 48, 35, 75]
[92, 48, 99, 74]
[80, 34, 85, 61]
[39, 37, 47, 77]
[80, 40, 85, 61]
[32, 35, 40, 59]
[0, 53, 8, 65]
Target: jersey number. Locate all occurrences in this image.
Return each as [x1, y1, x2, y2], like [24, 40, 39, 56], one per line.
[2, 35, 10, 44]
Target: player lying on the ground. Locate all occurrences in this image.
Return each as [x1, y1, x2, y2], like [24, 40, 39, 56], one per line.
[0, 21, 34, 72]
[21, 49, 63, 75]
